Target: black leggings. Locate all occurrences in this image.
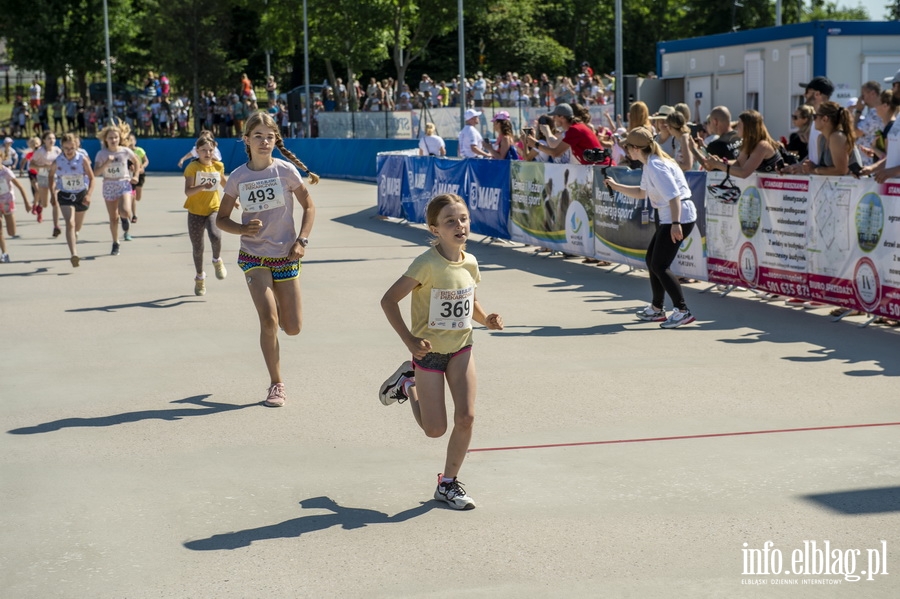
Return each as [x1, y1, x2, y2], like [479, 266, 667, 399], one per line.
[187, 212, 222, 274]
[646, 221, 695, 311]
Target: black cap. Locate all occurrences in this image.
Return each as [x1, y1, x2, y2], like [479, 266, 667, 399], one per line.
[799, 76, 834, 97]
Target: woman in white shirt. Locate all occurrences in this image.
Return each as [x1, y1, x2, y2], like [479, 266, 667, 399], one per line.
[604, 126, 698, 328]
[418, 123, 446, 157]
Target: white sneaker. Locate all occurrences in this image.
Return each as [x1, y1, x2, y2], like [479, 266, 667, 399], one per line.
[379, 361, 414, 405]
[660, 308, 696, 329]
[0, 253, 9, 263]
[434, 475, 476, 510]
[636, 304, 667, 322]
[213, 259, 227, 280]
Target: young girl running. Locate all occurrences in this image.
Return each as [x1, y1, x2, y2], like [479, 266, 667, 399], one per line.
[127, 133, 149, 223]
[0, 162, 30, 262]
[94, 122, 139, 255]
[0, 139, 29, 242]
[379, 193, 504, 510]
[216, 112, 317, 407]
[48, 133, 94, 267]
[31, 131, 63, 237]
[183, 133, 227, 295]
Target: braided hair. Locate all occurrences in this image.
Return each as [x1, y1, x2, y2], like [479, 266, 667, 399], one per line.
[242, 111, 319, 184]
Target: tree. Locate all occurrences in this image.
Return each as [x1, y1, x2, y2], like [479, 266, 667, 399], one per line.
[889, 0, 900, 20]
[388, 0, 457, 97]
[140, 0, 245, 131]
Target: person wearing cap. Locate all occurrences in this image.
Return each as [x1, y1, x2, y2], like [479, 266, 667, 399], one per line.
[603, 126, 698, 329]
[785, 76, 833, 171]
[860, 69, 900, 183]
[527, 103, 601, 165]
[483, 111, 519, 160]
[458, 109, 490, 159]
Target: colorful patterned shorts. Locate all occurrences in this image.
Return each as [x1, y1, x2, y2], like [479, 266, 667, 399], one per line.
[102, 179, 132, 201]
[237, 250, 300, 282]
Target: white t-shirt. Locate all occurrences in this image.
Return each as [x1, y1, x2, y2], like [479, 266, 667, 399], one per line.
[639, 154, 697, 224]
[807, 126, 821, 165]
[418, 135, 445, 156]
[458, 125, 484, 158]
[886, 122, 900, 170]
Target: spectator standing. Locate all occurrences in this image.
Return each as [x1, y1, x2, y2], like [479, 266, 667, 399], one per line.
[785, 105, 814, 161]
[266, 76, 278, 105]
[458, 109, 490, 159]
[483, 111, 519, 160]
[473, 72, 486, 108]
[854, 81, 883, 166]
[531, 103, 601, 165]
[241, 73, 254, 101]
[702, 110, 783, 177]
[798, 101, 860, 177]
[29, 80, 42, 110]
[418, 123, 446, 157]
[705, 106, 742, 160]
[797, 76, 834, 165]
[861, 70, 900, 183]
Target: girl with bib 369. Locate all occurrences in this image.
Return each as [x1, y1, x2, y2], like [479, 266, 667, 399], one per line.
[217, 112, 317, 408]
[379, 193, 504, 510]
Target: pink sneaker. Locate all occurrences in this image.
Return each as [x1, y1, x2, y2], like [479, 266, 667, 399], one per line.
[264, 383, 286, 407]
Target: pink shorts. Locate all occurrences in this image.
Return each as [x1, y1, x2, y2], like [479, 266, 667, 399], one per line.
[0, 196, 14, 214]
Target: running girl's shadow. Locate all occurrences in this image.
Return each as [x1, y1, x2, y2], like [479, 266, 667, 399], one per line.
[183, 496, 436, 551]
[7, 394, 257, 435]
[66, 295, 201, 312]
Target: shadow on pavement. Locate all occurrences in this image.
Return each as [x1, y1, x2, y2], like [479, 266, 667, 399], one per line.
[335, 206, 900, 378]
[7, 395, 258, 435]
[183, 496, 437, 551]
[803, 486, 900, 514]
[66, 295, 202, 312]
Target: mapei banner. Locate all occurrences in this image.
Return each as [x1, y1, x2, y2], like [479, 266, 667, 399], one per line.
[376, 154, 407, 219]
[509, 162, 594, 255]
[464, 159, 510, 239]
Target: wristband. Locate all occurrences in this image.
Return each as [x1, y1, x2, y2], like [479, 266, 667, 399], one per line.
[297, 237, 309, 247]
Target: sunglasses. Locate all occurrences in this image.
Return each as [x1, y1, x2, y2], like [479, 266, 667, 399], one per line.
[791, 114, 802, 120]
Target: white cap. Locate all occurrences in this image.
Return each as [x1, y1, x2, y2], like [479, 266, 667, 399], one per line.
[464, 108, 482, 121]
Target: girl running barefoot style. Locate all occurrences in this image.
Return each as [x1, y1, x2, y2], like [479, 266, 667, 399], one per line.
[604, 126, 698, 328]
[95, 122, 139, 255]
[183, 133, 227, 295]
[379, 193, 504, 510]
[48, 133, 95, 267]
[217, 112, 317, 407]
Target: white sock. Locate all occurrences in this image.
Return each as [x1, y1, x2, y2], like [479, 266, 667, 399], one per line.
[441, 476, 455, 484]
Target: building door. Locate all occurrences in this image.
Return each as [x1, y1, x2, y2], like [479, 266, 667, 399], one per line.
[686, 75, 712, 125]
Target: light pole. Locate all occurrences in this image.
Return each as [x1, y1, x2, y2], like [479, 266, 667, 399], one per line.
[458, 0, 466, 128]
[103, 0, 114, 124]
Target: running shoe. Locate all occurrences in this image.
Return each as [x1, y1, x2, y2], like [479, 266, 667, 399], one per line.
[70, 255, 80, 268]
[34, 204, 43, 223]
[131, 216, 138, 223]
[434, 475, 476, 510]
[0, 253, 9, 263]
[379, 361, 414, 405]
[636, 304, 667, 322]
[660, 308, 696, 329]
[52, 226, 61, 238]
[194, 275, 206, 296]
[213, 259, 227, 280]
[111, 242, 120, 256]
[264, 382, 286, 407]
[123, 232, 133, 241]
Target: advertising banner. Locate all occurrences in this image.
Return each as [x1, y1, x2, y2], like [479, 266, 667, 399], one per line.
[376, 154, 406, 219]
[464, 159, 511, 239]
[509, 162, 594, 254]
[403, 156, 435, 224]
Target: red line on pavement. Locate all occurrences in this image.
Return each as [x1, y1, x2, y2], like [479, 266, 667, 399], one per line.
[468, 422, 900, 453]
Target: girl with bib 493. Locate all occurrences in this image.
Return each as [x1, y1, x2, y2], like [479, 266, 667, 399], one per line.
[217, 112, 317, 408]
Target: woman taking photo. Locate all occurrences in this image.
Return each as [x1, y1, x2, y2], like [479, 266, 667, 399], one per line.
[701, 110, 783, 177]
[604, 127, 697, 329]
[798, 101, 861, 176]
[483, 111, 519, 160]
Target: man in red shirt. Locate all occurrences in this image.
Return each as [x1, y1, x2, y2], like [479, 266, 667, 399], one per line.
[531, 103, 601, 164]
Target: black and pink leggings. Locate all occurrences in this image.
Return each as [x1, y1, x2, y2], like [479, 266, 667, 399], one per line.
[187, 212, 222, 274]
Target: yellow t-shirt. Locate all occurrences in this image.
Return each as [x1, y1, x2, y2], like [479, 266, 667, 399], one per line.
[183, 160, 225, 216]
[405, 246, 481, 354]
